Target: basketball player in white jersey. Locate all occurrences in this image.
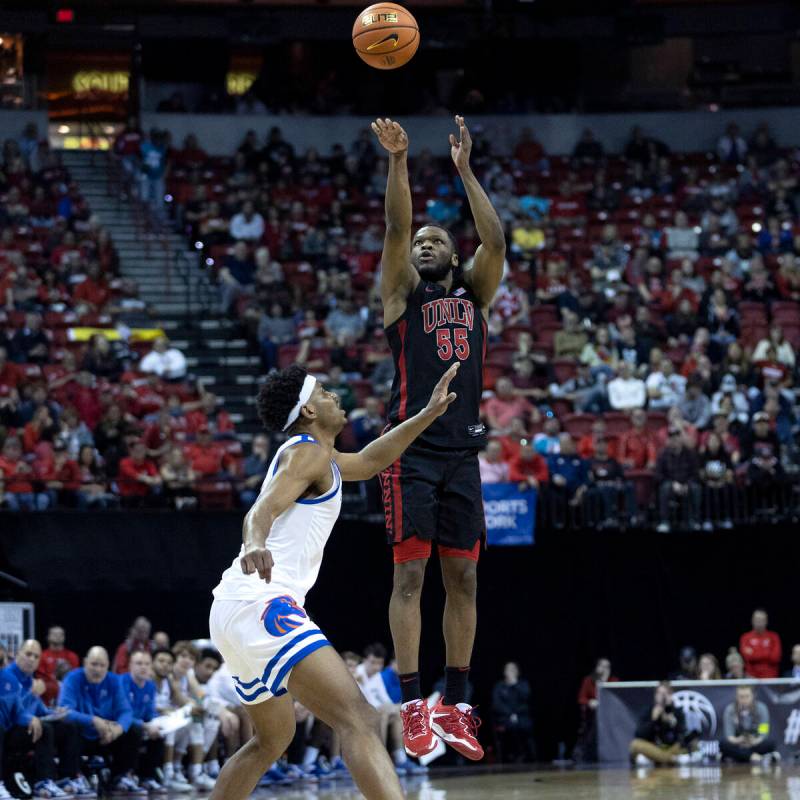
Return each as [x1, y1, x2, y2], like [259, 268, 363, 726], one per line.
[209, 361, 459, 800]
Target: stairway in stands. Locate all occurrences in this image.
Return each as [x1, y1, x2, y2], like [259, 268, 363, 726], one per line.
[59, 149, 262, 442]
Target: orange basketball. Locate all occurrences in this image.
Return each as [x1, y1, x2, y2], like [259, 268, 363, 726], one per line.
[352, 3, 419, 71]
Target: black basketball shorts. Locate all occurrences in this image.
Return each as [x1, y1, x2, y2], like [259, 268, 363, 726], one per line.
[379, 440, 486, 559]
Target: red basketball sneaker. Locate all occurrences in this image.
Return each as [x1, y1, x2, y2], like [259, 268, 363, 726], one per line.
[430, 699, 483, 761]
[400, 699, 437, 758]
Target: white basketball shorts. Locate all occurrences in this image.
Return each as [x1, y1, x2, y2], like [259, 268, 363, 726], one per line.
[209, 594, 331, 705]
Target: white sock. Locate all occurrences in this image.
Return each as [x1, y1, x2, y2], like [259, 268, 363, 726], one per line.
[204, 760, 219, 773]
[188, 764, 202, 781]
[393, 748, 407, 766]
[163, 764, 174, 780]
[302, 747, 319, 768]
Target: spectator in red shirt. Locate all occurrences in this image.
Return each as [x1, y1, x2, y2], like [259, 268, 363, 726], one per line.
[72, 262, 110, 312]
[483, 377, 536, 435]
[185, 427, 234, 478]
[739, 608, 782, 679]
[576, 657, 619, 762]
[498, 418, 530, 462]
[618, 408, 657, 469]
[112, 616, 154, 674]
[40, 625, 80, 681]
[186, 391, 235, 438]
[22, 405, 56, 453]
[550, 181, 587, 226]
[117, 441, 162, 504]
[578, 418, 618, 460]
[143, 409, 178, 460]
[508, 441, 549, 491]
[66, 371, 104, 429]
[0, 436, 50, 511]
[38, 442, 81, 508]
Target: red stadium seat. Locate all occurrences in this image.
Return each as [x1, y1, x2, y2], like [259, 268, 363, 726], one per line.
[531, 306, 559, 326]
[604, 412, 632, 437]
[535, 323, 562, 350]
[781, 325, 800, 349]
[551, 358, 577, 384]
[563, 413, 595, 438]
[483, 364, 505, 391]
[501, 324, 533, 345]
[742, 325, 769, 349]
[772, 307, 800, 326]
[646, 412, 668, 433]
[549, 399, 573, 420]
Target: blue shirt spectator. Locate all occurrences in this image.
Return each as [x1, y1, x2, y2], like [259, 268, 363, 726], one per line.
[120, 673, 156, 727]
[547, 436, 590, 494]
[381, 663, 401, 704]
[0, 662, 32, 695]
[140, 135, 167, 179]
[59, 651, 133, 740]
[0, 641, 49, 717]
[0, 691, 33, 731]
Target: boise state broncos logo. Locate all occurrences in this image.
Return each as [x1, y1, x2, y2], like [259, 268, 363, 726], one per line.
[261, 595, 307, 637]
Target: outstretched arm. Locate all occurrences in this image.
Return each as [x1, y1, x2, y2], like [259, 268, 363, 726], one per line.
[335, 363, 459, 480]
[372, 118, 419, 323]
[451, 115, 506, 307]
[240, 443, 330, 581]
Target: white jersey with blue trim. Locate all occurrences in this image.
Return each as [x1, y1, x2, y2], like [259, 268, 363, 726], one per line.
[212, 434, 342, 607]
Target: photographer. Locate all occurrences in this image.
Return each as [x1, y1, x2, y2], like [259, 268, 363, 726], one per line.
[719, 686, 779, 765]
[629, 681, 698, 766]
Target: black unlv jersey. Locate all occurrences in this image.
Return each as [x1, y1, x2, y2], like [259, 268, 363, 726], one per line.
[386, 277, 488, 449]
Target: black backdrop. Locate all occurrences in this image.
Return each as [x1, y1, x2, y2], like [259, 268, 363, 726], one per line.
[0, 511, 797, 759]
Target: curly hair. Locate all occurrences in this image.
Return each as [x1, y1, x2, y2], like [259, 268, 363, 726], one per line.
[414, 223, 459, 259]
[256, 365, 308, 433]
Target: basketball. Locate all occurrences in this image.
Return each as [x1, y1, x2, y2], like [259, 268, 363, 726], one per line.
[352, 3, 419, 71]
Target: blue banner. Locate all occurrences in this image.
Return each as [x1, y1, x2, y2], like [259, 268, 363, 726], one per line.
[482, 484, 537, 546]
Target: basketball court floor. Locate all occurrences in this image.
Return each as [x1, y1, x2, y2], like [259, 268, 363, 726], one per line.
[245, 764, 800, 799]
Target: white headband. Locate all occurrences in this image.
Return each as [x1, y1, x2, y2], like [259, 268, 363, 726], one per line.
[282, 375, 317, 431]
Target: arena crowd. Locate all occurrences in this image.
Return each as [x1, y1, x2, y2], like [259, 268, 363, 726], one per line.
[2, 118, 800, 533]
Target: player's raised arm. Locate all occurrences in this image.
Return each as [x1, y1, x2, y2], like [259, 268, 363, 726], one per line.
[335, 363, 459, 481]
[450, 115, 506, 307]
[372, 118, 419, 321]
[240, 443, 330, 581]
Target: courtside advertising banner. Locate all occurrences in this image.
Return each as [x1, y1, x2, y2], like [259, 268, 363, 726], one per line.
[598, 680, 800, 762]
[482, 484, 536, 546]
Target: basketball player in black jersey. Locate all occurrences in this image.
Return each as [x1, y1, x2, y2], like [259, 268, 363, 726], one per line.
[372, 116, 505, 760]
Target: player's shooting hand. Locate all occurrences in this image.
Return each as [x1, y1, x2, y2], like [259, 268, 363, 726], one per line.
[449, 115, 472, 170]
[371, 118, 408, 154]
[424, 363, 459, 419]
[240, 546, 274, 582]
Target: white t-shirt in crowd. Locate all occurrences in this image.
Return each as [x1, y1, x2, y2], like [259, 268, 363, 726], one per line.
[139, 348, 187, 379]
[645, 371, 687, 410]
[230, 212, 265, 242]
[355, 664, 392, 709]
[206, 663, 240, 708]
[608, 377, 647, 410]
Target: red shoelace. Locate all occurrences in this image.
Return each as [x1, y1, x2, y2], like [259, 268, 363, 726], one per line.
[440, 705, 482, 737]
[402, 703, 430, 739]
